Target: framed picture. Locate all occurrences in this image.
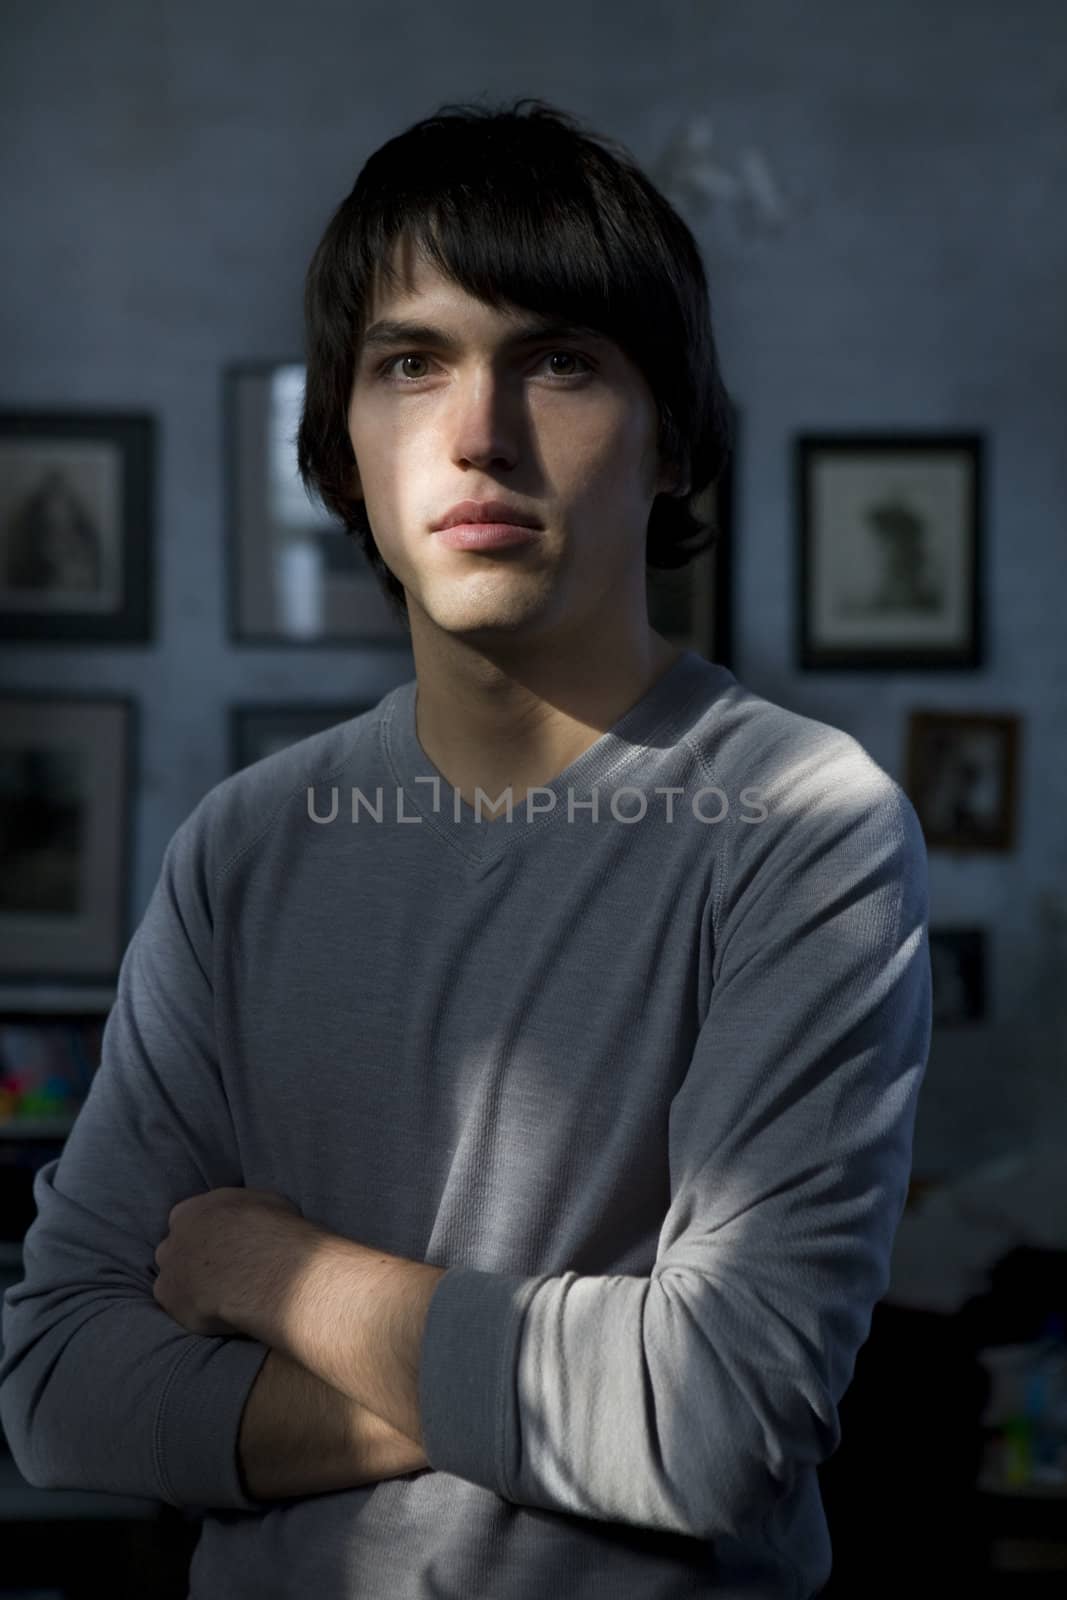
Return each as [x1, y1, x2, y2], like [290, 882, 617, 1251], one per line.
[229, 701, 376, 774]
[646, 407, 736, 670]
[0, 693, 136, 982]
[0, 411, 155, 642]
[928, 927, 987, 1026]
[796, 432, 983, 669]
[225, 362, 412, 647]
[905, 709, 1020, 852]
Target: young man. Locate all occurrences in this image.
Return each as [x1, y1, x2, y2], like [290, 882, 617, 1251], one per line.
[0, 99, 931, 1598]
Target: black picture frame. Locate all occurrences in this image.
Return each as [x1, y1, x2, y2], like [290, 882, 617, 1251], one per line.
[795, 431, 983, 669]
[0, 411, 155, 642]
[224, 361, 412, 647]
[0, 692, 137, 983]
[229, 700, 377, 774]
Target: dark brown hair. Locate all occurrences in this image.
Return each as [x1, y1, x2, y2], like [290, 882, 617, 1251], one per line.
[296, 96, 734, 627]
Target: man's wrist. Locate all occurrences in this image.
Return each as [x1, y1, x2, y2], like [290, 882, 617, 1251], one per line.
[238, 1346, 429, 1501]
[221, 1217, 446, 1450]
[273, 1235, 446, 1445]
[221, 1212, 333, 1350]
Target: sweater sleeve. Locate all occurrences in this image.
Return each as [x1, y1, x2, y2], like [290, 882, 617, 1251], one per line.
[0, 795, 272, 1511]
[417, 759, 932, 1540]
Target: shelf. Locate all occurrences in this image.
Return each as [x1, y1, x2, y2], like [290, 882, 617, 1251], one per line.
[0, 1118, 77, 1140]
[978, 1474, 1067, 1500]
[0, 1452, 162, 1522]
[0, 988, 115, 1015]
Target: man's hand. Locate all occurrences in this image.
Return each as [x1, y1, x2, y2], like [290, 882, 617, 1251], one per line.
[152, 1186, 316, 1338]
[152, 1185, 447, 1446]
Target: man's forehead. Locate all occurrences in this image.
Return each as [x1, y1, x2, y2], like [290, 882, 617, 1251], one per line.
[363, 247, 612, 349]
[365, 243, 459, 315]
[367, 268, 553, 329]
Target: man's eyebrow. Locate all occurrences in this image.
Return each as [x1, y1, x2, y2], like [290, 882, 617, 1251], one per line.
[358, 317, 611, 353]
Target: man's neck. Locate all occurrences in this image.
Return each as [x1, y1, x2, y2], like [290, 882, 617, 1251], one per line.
[412, 632, 683, 820]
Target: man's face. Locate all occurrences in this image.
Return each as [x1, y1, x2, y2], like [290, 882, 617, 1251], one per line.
[345, 239, 674, 654]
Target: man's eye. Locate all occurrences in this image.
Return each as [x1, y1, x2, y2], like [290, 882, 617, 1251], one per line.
[375, 351, 594, 384]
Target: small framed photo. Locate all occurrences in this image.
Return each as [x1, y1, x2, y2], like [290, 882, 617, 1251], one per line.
[646, 410, 737, 669]
[796, 432, 983, 669]
[0, 693, 136, 982]
[928, 927, 987, 1026]
[225, 362, 412, 647]
[0, 411, 155, 642]
[905, 708, 1020, 852]
[229, 701, 375, 774]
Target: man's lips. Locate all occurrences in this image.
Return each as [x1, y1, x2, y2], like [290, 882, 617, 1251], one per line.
[432, 498, 542, 531]
[434, 522, 543, 550]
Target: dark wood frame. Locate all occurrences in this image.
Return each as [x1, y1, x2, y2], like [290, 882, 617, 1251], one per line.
[905, 708, 1020, 852]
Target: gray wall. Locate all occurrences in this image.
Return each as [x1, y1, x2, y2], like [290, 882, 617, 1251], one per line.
[2, 0, 1064, 1181]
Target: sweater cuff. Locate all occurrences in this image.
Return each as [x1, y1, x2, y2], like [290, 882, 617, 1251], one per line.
[154, 1334, 273, 1511]
[418, 1264, 547, 1495]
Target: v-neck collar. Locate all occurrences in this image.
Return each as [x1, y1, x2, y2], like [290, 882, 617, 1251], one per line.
[378, 649, 717, 867]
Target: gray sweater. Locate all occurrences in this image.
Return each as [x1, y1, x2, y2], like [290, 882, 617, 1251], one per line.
[0, 651, 931, 1597]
